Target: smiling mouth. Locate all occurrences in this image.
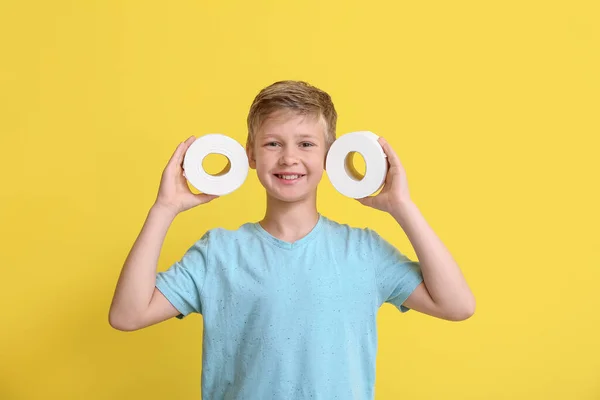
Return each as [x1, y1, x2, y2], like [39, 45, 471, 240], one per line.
[274, 174, 306, 180]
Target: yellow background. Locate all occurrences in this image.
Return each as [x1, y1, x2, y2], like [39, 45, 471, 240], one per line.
[1, 1, 599, 399]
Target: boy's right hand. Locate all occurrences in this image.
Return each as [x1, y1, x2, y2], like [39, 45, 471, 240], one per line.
[154, 136, 219, 216]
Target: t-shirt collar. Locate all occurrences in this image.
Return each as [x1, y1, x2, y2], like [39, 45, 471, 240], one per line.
[252, 213, 324, 250]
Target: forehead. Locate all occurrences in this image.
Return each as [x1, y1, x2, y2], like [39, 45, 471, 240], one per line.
[258, 110, 326, 140]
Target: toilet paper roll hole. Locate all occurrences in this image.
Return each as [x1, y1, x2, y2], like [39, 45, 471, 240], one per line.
[344, 151, 367, 181]
[202, 153, 232, 177]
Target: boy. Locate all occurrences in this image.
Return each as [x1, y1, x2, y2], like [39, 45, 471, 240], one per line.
[109, 81, 475, 399]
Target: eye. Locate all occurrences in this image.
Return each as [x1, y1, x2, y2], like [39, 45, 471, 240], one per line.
[300, 142, 315, 148]
[265, 142, 280, 147]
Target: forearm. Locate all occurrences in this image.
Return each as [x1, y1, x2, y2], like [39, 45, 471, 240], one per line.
[109, 204, 176, 323]
[391, 200, 474, 312]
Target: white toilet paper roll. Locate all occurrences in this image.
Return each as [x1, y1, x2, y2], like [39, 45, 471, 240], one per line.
[183, 134, 249, 196]
[326, 131, 388, 198]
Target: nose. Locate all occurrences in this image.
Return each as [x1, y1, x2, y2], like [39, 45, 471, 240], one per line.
[278, 146, 299, 166]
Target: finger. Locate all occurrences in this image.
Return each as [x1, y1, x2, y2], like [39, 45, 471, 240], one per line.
[177, 136, 196, 166]
[183, 135, 196, 147]
[378, 137, 403, 168]
[166, 142, 186, 169]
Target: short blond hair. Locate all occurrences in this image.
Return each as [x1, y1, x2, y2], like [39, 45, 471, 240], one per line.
[246, 80, 337, 150]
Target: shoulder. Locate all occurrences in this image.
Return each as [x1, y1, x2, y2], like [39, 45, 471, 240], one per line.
[319, 215, 382, 247]
[209, 222, 258, 239]
[191, 222, 259, 251]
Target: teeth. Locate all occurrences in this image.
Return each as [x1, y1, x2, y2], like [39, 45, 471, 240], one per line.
[277, 174, 300, 180]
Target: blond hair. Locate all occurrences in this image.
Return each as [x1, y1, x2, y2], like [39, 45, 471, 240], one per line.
[246, 80, 337, 150]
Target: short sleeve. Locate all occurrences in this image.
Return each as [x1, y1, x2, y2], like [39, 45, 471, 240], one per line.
[155, 232, 211, 319]
[367, 229, 423, 313]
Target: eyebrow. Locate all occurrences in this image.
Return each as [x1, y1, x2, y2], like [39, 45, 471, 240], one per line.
[262, 133, 319, 140]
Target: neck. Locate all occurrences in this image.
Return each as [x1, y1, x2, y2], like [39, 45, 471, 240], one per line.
[260, 192, 320, 243]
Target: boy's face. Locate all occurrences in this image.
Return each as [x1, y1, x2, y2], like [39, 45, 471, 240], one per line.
[247, 110, 327, 204]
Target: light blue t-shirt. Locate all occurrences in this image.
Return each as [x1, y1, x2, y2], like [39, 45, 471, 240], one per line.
[155, 214, 423, 400]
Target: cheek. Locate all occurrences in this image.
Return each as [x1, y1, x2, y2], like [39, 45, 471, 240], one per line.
[255, 157, 272, 174]
[310, 153, 327, 170]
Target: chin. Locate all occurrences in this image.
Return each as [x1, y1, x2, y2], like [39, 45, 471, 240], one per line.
[266, 186, 317, 204]
[268, 191, 312, 204]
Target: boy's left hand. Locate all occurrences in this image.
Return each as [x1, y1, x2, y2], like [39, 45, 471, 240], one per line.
[356, 137, 412, 213]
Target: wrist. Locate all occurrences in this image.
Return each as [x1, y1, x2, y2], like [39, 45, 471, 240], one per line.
[150, 202, 179, 221]
[390, 199, 418, 223]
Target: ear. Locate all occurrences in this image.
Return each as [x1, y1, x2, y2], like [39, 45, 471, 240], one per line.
[246, 144, 256, 169]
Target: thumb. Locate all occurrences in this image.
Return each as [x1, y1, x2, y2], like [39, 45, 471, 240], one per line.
[355, 196, 374, 208]
[194, 193, 220, 205]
